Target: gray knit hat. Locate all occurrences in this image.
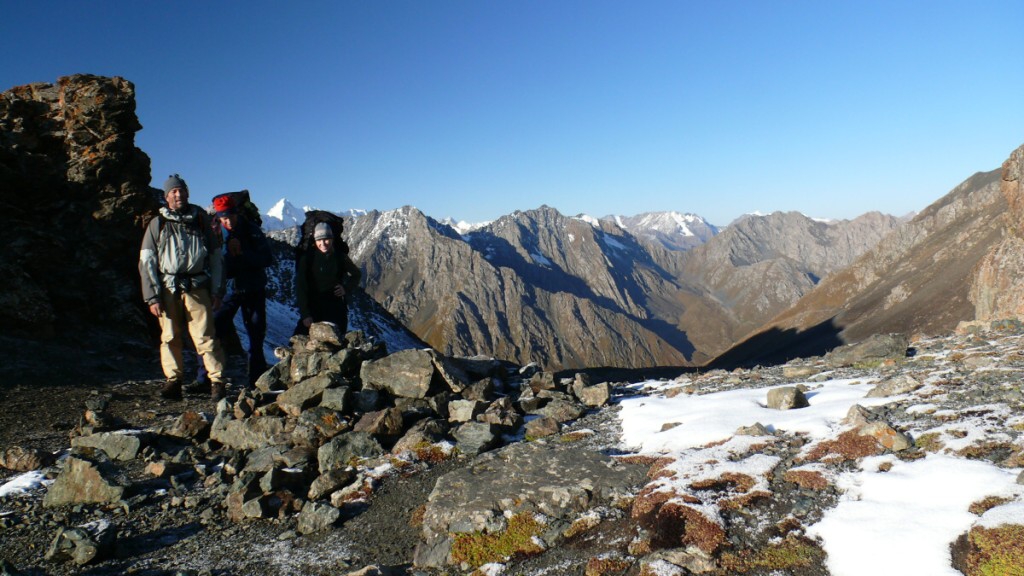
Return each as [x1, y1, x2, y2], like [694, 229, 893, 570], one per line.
[163, 174, 188, 194]
[313, 222, 333, 240]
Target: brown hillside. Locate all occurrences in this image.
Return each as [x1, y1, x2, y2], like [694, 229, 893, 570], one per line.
[712, 153, 1011, 368]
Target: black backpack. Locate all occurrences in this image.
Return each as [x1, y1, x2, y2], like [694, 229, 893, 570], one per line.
[212, 190, 262, 227]
[295, 210, 348, 260]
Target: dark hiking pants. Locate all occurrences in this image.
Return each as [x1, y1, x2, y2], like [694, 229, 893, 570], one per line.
[198, 288, 268, 387]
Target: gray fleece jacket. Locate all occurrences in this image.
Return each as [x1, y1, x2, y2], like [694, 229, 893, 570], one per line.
[139, 204, 225, 305]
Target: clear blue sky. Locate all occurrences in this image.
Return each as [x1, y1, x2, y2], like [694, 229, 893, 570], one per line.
[4, 1, 1023, 226]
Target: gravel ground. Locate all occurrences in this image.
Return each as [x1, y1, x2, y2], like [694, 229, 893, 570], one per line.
[0, 333, 636, 576]
[5, 328, 1023, 575]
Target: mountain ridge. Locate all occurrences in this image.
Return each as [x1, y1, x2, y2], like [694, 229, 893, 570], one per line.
[712, 165, 1009, 368]
[255, 203, 907, 370]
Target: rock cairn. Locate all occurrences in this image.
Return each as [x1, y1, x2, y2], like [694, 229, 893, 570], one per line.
[13, 323, 611, 568]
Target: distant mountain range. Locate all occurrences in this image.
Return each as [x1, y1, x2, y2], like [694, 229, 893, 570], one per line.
[260, 199, 904, 370]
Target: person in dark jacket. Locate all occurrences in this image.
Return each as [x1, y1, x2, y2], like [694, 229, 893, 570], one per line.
[294, 221, 361, 335]
[195, 194, 274, 388]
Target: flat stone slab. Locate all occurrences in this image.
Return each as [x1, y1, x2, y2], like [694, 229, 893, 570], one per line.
[415, 435, 645, 568]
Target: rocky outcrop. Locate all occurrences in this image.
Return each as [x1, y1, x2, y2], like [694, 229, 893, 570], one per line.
[972, 143, 1024, 321]
[0, 75, 156, 338]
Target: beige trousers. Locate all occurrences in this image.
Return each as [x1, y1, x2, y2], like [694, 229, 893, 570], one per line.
[158, 287, 225, 382]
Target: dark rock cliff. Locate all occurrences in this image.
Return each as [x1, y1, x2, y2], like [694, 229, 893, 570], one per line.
[971, 143, 1024, 321]
[0, 74, 156, 338]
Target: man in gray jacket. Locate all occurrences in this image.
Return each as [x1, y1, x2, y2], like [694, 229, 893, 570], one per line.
[139, 174, 228, 400]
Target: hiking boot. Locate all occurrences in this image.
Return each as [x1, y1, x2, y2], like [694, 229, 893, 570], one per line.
[185, 379, 211, 394]
[211, 381, 227, 401]
[160, 379, 183, 400]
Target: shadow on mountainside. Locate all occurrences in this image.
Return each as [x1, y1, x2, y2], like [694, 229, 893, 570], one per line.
[469, 232, 635, 315]
[706, 317, 845, 370]
[564, 318, 846, 384]
[635, 316, 696, 360]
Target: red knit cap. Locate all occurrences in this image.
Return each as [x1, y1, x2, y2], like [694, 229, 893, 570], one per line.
[213, 195, 236, 217]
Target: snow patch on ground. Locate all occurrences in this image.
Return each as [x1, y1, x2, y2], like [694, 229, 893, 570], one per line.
[0, 471, 49, 498]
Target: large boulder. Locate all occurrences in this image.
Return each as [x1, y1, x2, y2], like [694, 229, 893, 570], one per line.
[766, 386, 809, 410]
[43, 451, 125, 508]
[70, 431, 146, 461]
[866, 374, 923, 398]
[361, 349, 437, 399]
[297, 501, 340, 534]
[825, 333, 909, 367]
[210, 416, 287, 451]
[414, 438, 646, 569]
[278, 373, 338, 416]
[317, 432, 384, 472]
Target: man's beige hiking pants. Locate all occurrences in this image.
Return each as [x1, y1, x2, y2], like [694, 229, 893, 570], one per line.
[158, 287, 225, 383]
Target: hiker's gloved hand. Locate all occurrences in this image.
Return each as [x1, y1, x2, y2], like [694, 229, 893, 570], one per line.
[149, 302, 163, 317]
[302, 316, 313, 328]
[333, 284, 346, 298]
[227, 238, 242, 257]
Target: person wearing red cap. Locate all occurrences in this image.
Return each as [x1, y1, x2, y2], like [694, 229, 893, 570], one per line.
[194, 193, 274, 390]
[139, 174, 228, 400]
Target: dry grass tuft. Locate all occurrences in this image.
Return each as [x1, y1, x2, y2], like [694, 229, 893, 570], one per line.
[718, 535, 827, 573]
[414, 442, 454, 464]
[615, 454, 663, 468]
[450, 513, 545, 568]
[690, 472, 756, 493]
[914, 432, 945, 452]
[952, 524, 1024, 576]
[968, 496, 1013, 516]
[650, 501, 726, 553]
[631, 484, 677, 520]
[584, 556, 631, 576]
[409, 503, 427, 527]
[804, 429, 884, 462]
[646, 456, 678, 479]
[956, 440, 1013, 461]
[563, 513, 602, 539]
[783, 469, 830, 491]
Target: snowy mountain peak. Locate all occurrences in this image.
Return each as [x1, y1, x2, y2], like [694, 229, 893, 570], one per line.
[440, 217, 491, 235]
[264, 198, 305, 231]
[603, 211, 719, 251]
[263, 199, 369, 231]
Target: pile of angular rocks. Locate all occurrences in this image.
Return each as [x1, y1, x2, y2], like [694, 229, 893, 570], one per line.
[29, 322, 612, 566]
